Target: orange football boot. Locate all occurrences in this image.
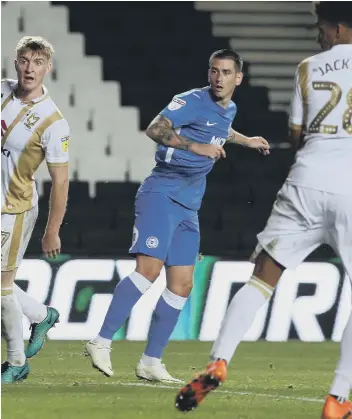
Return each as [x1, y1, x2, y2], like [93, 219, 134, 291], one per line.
[322, 395, 352, 419]
[175, 359, 227, 412]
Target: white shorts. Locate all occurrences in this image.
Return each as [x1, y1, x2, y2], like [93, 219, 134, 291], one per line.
[1, 205, 38, 271]
[250, 183, 352, 278]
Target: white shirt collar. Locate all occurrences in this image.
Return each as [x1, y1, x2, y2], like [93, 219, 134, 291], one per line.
[12, 81, 48, 104]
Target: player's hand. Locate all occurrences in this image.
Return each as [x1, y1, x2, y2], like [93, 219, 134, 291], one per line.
[190, 143, 226, 159]
[42, 231, 61, 259]
[248, 137, 271, 155]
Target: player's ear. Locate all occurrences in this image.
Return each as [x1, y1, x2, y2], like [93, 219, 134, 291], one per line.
[46, 60, 52, 75]
[336, 23, 347, 40]
[235, 72, 243, 86]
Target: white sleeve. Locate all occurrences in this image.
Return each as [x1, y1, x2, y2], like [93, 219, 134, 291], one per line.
[41, 118, 70, 165]
[289, 67, 304, 128]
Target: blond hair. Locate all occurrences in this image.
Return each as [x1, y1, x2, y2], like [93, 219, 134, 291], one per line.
[16, 36, 54, 60]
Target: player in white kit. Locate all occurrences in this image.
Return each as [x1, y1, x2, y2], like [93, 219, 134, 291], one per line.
[1, 36, 69, 383]
[175, 3, 352, 418]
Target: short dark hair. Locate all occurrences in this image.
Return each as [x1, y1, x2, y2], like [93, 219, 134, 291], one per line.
[209, 49, 243, 72]
[314, 1, 352, 28]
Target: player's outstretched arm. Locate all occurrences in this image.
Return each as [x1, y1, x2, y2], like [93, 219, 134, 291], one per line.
[227, 128, 270, 155]
[42, 165, 69, 258]
[146, 115, 226, 159]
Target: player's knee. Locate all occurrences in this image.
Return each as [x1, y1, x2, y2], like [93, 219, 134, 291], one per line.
[168, 277, 193, 298]
[135, 255, 164, 282]
[181, 280, 193, 297]
[137, 268, 160, 282]
[135, 264, 161, 282]
[253, 250, 284, 288]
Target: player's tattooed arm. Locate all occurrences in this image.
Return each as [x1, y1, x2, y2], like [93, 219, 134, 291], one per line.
[227, 128, 270, 155]
[146, 115, 226, 159]
[146, 115, 195, 151]
[226, 129, 249, 146]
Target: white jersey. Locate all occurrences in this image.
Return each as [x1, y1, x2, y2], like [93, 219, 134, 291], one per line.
[288, 44, 352, 195]
[1, 79, 69, 214]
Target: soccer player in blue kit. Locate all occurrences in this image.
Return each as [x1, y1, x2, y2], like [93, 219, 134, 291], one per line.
[86, 49, 270, 381]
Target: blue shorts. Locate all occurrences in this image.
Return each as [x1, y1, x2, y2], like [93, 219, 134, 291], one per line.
[129, 192, 200, 266]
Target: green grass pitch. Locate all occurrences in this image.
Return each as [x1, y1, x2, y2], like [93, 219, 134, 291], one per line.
[2, 341, 338, 419]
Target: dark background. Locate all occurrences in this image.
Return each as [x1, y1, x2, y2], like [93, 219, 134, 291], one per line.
[1, 1, 335, 262]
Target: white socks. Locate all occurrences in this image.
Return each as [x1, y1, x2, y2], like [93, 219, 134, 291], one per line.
[330, 309, 352, 399]
[129, 271, 153, 293]
[141, 354, 161, 366]
[211, 276, 274, 364]
[1, 288, 26, 366]
[14, 283, 47, 324]
[93, 335, 112, 347]
[161, 287, 188, 310]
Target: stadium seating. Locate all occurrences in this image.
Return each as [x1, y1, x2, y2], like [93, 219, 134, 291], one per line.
[1, 1, 154, 188]
[196, 1, 317, 112]
[2, 1, 330, 260]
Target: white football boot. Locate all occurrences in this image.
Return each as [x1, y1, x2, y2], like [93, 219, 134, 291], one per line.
[85, 341, 114, 377]
[135, 360, 184, 383]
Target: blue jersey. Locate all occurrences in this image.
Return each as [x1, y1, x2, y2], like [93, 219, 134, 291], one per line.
[138, 86, 237, 210]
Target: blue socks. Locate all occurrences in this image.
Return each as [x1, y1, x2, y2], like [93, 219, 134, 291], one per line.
[98, 271, 188, 363]
[143, 288, 187, 360]
[99, 271, 151, 340]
